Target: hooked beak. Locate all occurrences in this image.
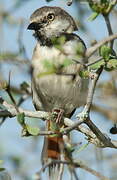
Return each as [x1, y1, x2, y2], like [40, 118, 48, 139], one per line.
[27, 22, 42, 31]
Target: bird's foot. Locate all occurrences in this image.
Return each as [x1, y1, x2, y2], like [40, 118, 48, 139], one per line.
[52, 108, 64, 124]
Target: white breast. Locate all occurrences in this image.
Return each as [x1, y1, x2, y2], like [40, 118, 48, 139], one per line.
[32, 39, 87, 115]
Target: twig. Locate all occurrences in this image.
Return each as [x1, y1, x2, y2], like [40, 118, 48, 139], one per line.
[103, 15, 114, 48]
[6, 72, 19, 113]
[79, 67, 116, 148]
[85, 118, 116, 148]
[62, 118, 84, 135]
[85, 33, 117, 58]
[84, 67, 103, 113]
[86, 57, 103, 67]
[77, 160, 110, 180]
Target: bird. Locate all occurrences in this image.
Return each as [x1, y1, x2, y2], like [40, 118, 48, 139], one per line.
[27, 6, 87, 179]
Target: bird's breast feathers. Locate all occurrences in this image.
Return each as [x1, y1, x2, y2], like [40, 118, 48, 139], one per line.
[31, 36, 86, 113]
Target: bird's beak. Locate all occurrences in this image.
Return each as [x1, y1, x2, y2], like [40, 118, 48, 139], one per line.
[27, 22, 42, 30]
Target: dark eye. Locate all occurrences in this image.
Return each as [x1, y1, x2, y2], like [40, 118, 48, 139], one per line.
[47, 13, 55, 21]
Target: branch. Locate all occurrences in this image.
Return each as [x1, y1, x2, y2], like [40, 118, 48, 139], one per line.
[85, 33, 117, 58]
[0, 96, 117, 148]
[103, 14, 114, 48]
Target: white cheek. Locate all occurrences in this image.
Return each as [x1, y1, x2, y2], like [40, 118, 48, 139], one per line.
[52, 20, 69, 30]
[45, 20, 70, 36]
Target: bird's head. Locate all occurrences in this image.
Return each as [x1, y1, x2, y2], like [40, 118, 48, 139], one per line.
[27, 6, 78, 40]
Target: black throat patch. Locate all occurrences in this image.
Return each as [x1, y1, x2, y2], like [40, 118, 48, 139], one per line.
[33, 31, 52, 46]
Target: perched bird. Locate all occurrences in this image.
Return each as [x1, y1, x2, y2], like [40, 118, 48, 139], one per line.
[27, 6, 87, 178]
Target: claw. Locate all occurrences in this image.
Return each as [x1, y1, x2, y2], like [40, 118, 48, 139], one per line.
[52, 108, 64, 124]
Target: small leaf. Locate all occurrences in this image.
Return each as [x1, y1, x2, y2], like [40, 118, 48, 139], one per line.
[88, 12, 99, 21]
[90, 59, 105, 70]
[105, 59, 117, 71]
[99, 45, 112, 61]
[26, 124, 40, 136]
[89, 0, 110, 14]
[79, 70, 89, 78]
[17, 113, 25, 126]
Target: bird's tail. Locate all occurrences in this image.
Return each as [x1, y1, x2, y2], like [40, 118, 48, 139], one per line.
[41, 109, 65, 179]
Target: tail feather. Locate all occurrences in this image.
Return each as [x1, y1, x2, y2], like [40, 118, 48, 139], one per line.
[47, 136, 63, 159]
[41, 119, 65, 180]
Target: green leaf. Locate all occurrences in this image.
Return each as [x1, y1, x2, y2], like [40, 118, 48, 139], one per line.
[90, 59, 105, 70]
[88, 12, 99, 21]
[99, 45, 112, 61]
[89, 0, 110, 14]
[79, 70, 89, 78]
[17, 113, 25, 126]
[105, 59, 117, 71]
[26, 124, 40, 136]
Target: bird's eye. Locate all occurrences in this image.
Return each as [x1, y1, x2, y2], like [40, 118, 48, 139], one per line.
[47, 13, 55, 21]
